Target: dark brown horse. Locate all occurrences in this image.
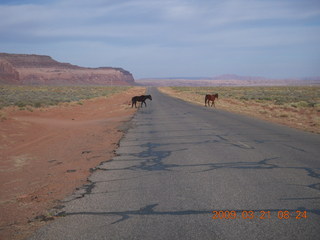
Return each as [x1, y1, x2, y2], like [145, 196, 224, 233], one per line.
[205, 93, 218, 107]
[132, 95, 152, 108]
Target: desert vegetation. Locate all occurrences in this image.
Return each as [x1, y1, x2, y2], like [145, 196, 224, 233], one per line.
[0, 85, 131, 109]
[159, 86, 320, 134]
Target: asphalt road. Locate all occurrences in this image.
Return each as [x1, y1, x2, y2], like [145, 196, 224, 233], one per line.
[30, 87, 320, 240]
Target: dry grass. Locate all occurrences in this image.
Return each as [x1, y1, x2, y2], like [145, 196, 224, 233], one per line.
[0, 85, 132, 110]
[159, 86, 320, 134]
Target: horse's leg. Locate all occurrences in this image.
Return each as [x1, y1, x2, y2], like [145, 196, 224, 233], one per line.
[205, 98, 207, 107]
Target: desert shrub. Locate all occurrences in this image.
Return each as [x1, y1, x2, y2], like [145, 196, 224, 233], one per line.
[16, 101, 27, 108]
[291, 104, 297, 108]
[296, 101, 309, 108]
[170, 86, 320, 108]
[274, 99, 285, 105]
[259, 110, 268, 114]
[0, 85, 131, 108]
[307, 102, 316, 107]
[33, 102, 42, 108]
[240, 96, 249, 101]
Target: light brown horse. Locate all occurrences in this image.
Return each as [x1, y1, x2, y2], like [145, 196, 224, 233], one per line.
[205, 93, 218, 107]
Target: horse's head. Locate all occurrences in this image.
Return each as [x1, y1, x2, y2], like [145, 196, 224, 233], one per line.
[147, 95, 152, 101]
[215, 93, 219, 99]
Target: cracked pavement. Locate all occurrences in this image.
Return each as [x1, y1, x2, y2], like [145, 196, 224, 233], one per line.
[29, 88, 320, 240]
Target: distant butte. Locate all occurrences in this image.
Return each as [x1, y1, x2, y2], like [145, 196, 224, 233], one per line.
[136, 74, 320, 87]
[0, 53, 135, 85]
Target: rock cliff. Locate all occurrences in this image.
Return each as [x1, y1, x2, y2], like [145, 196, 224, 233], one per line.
[0, 53, 135, 85]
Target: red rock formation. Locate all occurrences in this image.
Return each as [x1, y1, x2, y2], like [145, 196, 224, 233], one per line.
[0, 53, 135, 85]
[0, 59, 21, 84]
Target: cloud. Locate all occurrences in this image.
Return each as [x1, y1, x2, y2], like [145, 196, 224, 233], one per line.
[1, 0, 319, 42]
[1, 0, 320, 78]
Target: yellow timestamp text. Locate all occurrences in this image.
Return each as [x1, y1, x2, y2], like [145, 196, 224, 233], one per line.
[212, 210, 307, 220]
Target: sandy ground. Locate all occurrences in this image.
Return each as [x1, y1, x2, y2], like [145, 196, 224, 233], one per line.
[0, 87, 145, 240]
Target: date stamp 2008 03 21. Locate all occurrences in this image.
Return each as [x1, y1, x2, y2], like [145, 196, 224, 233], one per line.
[212, 210, 308, 220]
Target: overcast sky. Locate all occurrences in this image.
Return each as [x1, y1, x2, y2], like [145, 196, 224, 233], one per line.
[1, 0, 319, 79]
